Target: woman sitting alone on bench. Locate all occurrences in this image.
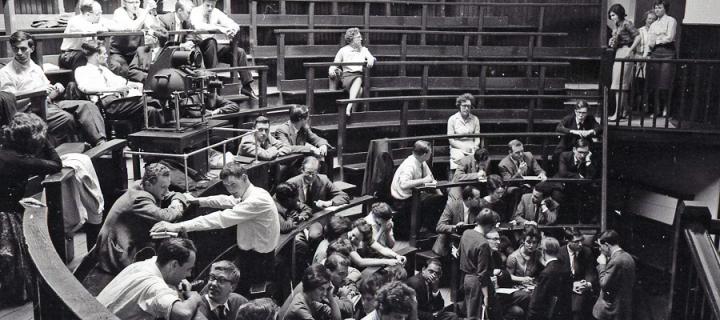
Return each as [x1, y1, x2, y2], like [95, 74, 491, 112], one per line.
[329, 27, 376, 118]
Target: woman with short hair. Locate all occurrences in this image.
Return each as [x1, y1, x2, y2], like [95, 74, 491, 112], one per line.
[329, 27, 376, 118]
[448, 93, 481, 172]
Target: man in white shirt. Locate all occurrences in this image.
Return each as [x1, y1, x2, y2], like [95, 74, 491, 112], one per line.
[108, 0, 158, 82]
[190, 0, 257, 99]
[97, 237, 203, 320]
[151, 161, 280, 295]
[389, 140, 445, 238]
[0, 31, 106, 146]
[74, 41, 163, 128]
[60, 1, 120, 70]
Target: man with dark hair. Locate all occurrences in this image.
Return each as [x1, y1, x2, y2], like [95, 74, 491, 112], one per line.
[555, 100, 601, 156]
[499, 139, 547, 181]
[108, 0, 157, 82]
[87, 163, 189, 295]
[60, 1, 120, 70]
[151, 161, 280, 295]
[390, 140, 445, 236]
[313, 216, 352, 263]
[406, 259, 459, 320]
[433, 186, 480, 256]
[190, 0, 257, 99]
[97, 237, 203, 320]
[275, 104, 331, 157]
[364, 281, 416, 320]
[513, 182, 559, 226]
[287, 156, 349, 211]
[285, 264, 342, 320]
[1, 31, 107, 146]
[274, 182, 313, 234]
[364, 202, 397, 249]
[449, 148, 490, 200]
[528, 237, 572, 320]
[325, 253, 356, 318]
[593, 230, 635, 320]
[239, 115, 290, 160]
[559, 229, 598, 320]
[155, 0, 197, 48]
[195, 260, 249, 320]
[459, 209, 496, 319]
[556, 138, 597, 179]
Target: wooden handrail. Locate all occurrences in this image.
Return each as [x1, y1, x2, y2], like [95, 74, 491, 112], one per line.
[256, 0, 600, 7]
[336, 94, 591, 104]
[307, 61, 571, 68]
[274, 29, 567, 37]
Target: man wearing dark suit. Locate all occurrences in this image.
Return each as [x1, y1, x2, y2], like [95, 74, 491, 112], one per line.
[287, 156, 350, 211]
[593, 230, 635, 320]
[195, 260, 249, 320]
[498, 139, 547, 181]
[528, 237, 572, 320]
[555, 100, 602, 156]
[448, 148, 490, 200]
[155, 0, 196, 47]
[274, 104, 331, 157]
[556, 138, 597, 179]
[406, 259, 459, 320]
[432, 186, 480, 256]
[513, 182, 559, 225]
[558, 229, 598, 320]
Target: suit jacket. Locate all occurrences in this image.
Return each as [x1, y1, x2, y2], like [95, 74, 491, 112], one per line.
[275, 197, 313, 234]
[592, 249, 635, 320]
[156, 12, 196, 46]
[239, 134, 291, 161]
[498, 152, 545, 181]
[528, 259, 573, 320]
[448, 154, 490, 200]
[406, 274, 445, 320]
[558, 245, 598, 285]
[555, 114, 602, 154]
[556, 151, 598, 179]
[513, 193, 558, 225]
[432, 199, 475, 256]
[274, 121, 330, 155]
[286, 173, 350, 210]
[193, 293, 248, 320]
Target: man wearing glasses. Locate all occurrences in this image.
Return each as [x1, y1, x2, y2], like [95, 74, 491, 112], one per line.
[195, 261, 249, 320]
[287, 156, 349, 211]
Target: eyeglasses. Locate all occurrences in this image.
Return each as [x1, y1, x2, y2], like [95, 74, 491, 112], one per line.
[486, 237, 501, 241]
[208, 275, 232, 284]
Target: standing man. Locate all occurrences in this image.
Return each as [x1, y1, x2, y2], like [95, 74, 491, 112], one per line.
[593, 230, 635, 320]
[498, 139, 547, 181]
[1, 31, 107, 146]
[190, 0, 257, 99]
[287, 156, 350, 211]
[151, 161, 280, 295]
[528, 237, 573, 320]
[406, 259, 459, 320]
[195, 261, 249, 320]
[432, 186, 480, 257]
[459, 209, 496, 319]
[559, 228, 598, 320]
[97, 237, 203, 320]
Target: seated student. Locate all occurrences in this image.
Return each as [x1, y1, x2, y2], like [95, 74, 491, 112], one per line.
[448, 148, 490, 200]
[432, 186, 481, 257]
[478, 174, 513, 222]
[151, 161, 280, 296]
[287, 156, 350, 211]
[87, 163, 189, 295]
[528, 237, 572, 320]
[324, 240, 362, 284]
[390, 140, 445, 237]
[406, 259, 459, 320]
[329, 28, 376, 117]
[448, 93, 481, 173]
[485, 228, 525, 320]
[325, 253, 357, 319]
[556, 138, 597, 179]
[96, 237, 203, 320]
[459, 208, 496, 319]
[363, 202, 397, 249]
[362, 281, 415, 320]
[559, 228, 598, 320]
[275, 104, 331, 157]
[354, 276, 381, 320]
[108, 0, 158, 82]
[0, 31, 107, 146]
[239, 116, 291, 160]
[155, 0, 197, 48]
[513, 182, 559, 226]
[236, 298, 279, 320]
[347, 220, 405, 268]
[313, 216, 353, 264]
[179, 85, 243, 118]
[195, 261, 249, 320]
[499, 139, 547, 181]
[274, 182, 313, 234]
[555, 100, 601, 157]
[505, 225, 543, 315]
[60, 1, 121, 70]
[190, 0, 257, 99]
[74, 42, 164, 129]
[285, 264, 343, 320]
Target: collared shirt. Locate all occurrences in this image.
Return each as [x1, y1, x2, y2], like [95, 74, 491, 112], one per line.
[447, 111, 481, 146]
[61, 15, 115, 51]
[113, 7, 153, 30]
[462, 202, 470, 223]
[567, 246, 578, 275]
[364, 213, 394, 248]
[204, 294, 230, 318]
[0, 59, 50, 94]
[507, 246, 542, 277]
[649, 14, 677, 45]
[189, 6, 238, 41]
[390, 155, 434, 200]
[97, 257, 180, 320]
[333, 45, 375, 73]
[177, 183, 280, 253]
[361, 310, 381, 320]
[74, 63, 128, 94]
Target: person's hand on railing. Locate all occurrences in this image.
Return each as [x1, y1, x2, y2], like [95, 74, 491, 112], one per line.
[179, 40, 196, 51]
[314, 200, 333, 209]
[151, 221, 181, 233]
[183, 192, 199, 206]
[317, 145, 328, 157]
[366, 57, 375, 68]
[538, 172, 547, 181]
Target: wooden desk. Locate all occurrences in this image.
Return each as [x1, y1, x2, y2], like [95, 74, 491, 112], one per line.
[127, 120, 229, 179]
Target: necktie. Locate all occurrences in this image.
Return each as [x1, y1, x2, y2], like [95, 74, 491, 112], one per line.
[571, 252, 578, 276]
[217, 306, 227, 320]
[534, 203, 541, 223]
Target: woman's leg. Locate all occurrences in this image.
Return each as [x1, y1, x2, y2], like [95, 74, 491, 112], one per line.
[609, 90, 620, 120]
[346, 77, 363, 116]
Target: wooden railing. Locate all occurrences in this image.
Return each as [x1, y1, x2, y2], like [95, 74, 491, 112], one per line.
[606, 57, 720, 131]
[668, 201, 720, 319]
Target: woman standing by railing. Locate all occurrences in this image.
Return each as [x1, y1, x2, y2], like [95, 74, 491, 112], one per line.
[647, 0, 677, 118]
[607, 4, 640, 121]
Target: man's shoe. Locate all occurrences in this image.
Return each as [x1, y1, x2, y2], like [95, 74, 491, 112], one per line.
[240, 85, 258, 100]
